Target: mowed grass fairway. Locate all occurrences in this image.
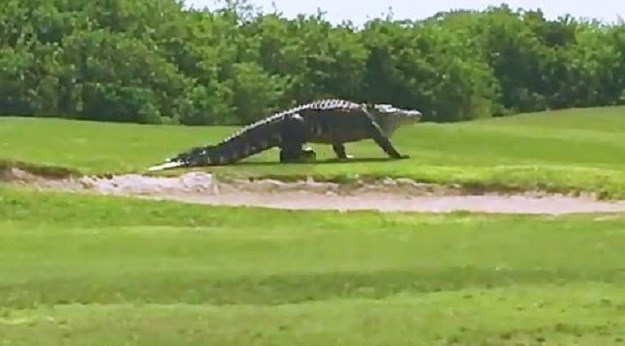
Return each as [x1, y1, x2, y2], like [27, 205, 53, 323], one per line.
[1, 185, 625, 345]
[2, 105, 625, 197]
[1, 107, 625, 345]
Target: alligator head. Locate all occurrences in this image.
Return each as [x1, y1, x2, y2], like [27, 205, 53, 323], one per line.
[368, 103, 423, 136]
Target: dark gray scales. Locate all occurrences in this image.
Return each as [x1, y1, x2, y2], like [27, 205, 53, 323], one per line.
[147, 99, 423, 171]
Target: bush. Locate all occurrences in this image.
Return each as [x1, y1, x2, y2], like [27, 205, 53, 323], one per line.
[1, 0, 623, 124]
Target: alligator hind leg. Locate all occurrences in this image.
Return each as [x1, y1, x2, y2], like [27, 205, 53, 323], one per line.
[299, 146, 316, 162]
[279, 146, 316, 163]
[332, 143, 353, 160]
[279, 113, 316, 163]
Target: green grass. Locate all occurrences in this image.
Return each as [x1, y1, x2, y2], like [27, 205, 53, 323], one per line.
[1, 185, 625, 345]
[2, 107, 625, 345]
[2, 105, 625, 197]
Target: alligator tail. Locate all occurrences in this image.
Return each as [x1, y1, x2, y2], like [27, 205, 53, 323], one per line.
[148, 117, 284, 171]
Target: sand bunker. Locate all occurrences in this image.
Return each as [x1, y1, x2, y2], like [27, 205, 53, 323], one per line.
[3, 165, 625, 215]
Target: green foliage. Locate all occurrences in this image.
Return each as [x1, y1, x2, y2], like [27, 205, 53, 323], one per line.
[0, 1, 624, 124]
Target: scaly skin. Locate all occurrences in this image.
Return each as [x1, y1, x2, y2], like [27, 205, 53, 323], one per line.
[148, 99, 422, 171]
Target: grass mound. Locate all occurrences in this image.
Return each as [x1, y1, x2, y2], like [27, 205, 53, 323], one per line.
[1, 105, 625, 197]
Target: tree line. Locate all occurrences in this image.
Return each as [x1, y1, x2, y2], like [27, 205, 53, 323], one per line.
[1, 0, 624, 125]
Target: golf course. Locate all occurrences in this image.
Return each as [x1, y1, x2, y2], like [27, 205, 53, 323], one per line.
[1, 105, 625, 345]
[2, 0, 625, 343]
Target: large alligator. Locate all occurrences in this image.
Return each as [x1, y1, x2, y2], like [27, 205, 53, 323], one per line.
[147, 99, 422, 171]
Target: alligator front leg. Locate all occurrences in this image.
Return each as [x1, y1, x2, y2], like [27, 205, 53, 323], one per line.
[332, 143, 353, 160]
[362, 113, 409, 160]
[279, 113, 316, 163]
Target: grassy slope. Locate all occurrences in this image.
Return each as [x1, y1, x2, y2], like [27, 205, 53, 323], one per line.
[1, 105, 625, 197]
[1, 185, 625, 345]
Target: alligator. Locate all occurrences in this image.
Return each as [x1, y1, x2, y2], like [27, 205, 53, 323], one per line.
[147, 99, 422, 171]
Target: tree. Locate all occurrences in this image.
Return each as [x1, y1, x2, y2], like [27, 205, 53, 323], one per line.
[1, 0, 624, 124]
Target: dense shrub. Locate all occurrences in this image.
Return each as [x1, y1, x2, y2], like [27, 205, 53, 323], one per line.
[0, 0, 623, 124]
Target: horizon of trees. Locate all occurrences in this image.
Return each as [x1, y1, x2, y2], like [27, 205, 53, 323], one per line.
[1, 0, 624, 125]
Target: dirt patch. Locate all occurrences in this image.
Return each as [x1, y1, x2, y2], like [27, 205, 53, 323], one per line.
[3, 164, 625, 215]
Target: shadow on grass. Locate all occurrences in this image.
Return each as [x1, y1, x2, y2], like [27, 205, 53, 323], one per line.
[143, 156, 402, 178]
[0, 159, 81, 179]
[2, 266, 624, 307]
[0, 155, 401, 181]
[231, 157, 399, 167]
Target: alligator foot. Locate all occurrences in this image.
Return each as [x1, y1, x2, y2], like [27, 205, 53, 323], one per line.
[332, 143, 355, 161]
[299, 146, 317, 162]
[279, 146, 316, 163]
[336, 153, 354, 161]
